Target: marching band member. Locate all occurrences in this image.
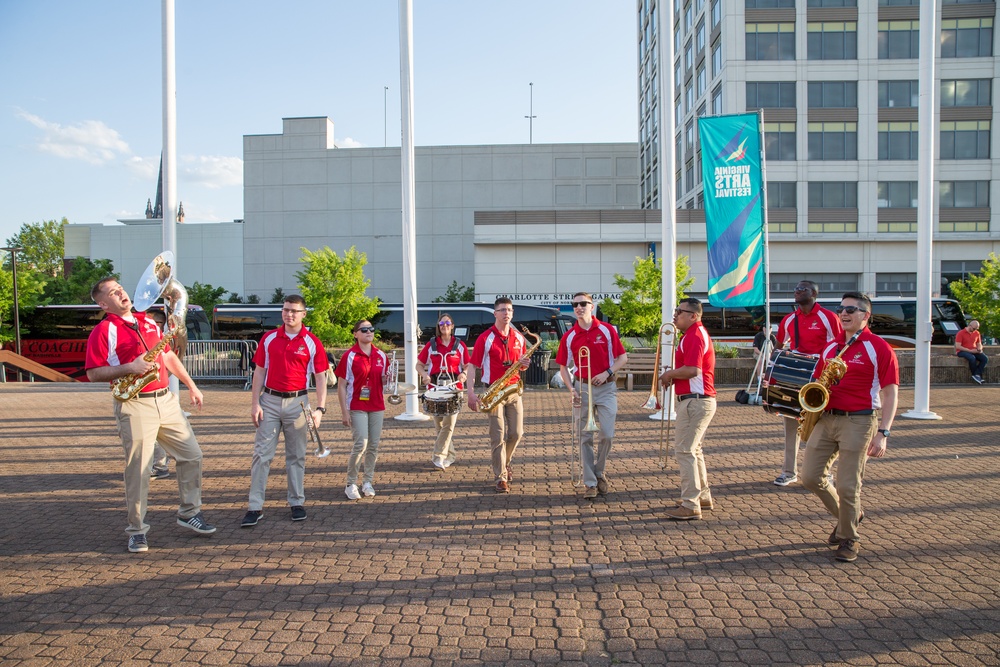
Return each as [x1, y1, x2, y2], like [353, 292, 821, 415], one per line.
[801, 292, 898, 563]
[556, 293, 627, 499]
[772, 280, 842, 487]
[337, 320, 390, 500]
[241, 295, 329, 528]
[658, 298, 717, 521]
[466, 298, 531, 493]
[415, 314, 471, 470]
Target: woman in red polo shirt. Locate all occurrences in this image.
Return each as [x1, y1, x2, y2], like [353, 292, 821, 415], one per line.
[415, 313, 471, 470]
[336, 319, 389, 501]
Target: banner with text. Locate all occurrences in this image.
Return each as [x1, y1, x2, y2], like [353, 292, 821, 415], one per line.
[698, 113, 766, 308]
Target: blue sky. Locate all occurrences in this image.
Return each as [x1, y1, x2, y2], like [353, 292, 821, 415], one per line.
[0, 1, 637, 245]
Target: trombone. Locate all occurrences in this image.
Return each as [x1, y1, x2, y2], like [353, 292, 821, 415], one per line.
[568, 347, 600, 487]
[300, 401, 329, 458]
[643, 323, 677, 468]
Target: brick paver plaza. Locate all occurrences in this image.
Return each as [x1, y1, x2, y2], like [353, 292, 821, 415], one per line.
[1, 382, 998, 666]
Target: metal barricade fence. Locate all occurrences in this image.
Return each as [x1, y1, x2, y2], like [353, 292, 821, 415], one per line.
[184, 340, 256, 388]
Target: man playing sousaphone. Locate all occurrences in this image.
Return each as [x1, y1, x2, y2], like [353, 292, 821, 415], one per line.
[557, 293, 628, 499]
[466, 297, 532, 493]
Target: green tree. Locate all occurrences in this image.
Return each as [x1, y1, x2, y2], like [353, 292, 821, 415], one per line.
[598, 254, 694, 338]
[42, 258, 118, 304]
[295, 246, 380, 346]
[246, 293, 261, 304]
[185, 282, 227, 322]
[4, 218, 67, 278]
[433, 280, 475, 303]
[268, 287, 286, 304]
[949, 252, 1000, 339]
[227, 292, 245, 303]
[0, 266, 46, 343]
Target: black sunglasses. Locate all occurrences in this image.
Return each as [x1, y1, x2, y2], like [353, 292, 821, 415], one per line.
[356, 326, 376, 333]
[835, 305, 867, 314]
[572, 301, 591, 308]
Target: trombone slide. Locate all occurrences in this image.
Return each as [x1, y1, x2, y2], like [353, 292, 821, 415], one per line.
[300, 401, 329, 458]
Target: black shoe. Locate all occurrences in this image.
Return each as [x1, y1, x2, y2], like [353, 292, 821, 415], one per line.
[834, 539, 859, 562]
[150, 469, 170, 480]
[829, 510, 864, 545]
[127, 534, 148, 553]
[290, 506, 307, 521]
[241, 510, 263, 528]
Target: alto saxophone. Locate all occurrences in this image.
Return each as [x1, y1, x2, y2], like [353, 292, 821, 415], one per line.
[112, 332, 176, 401]
[476, 327, 542, 412]
[796, 329, 863, 442]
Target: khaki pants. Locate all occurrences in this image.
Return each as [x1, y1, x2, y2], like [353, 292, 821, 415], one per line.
[346, 410, 384, 486]
[782, 416, 800, 477]
[248, 392, 308, 511]
[432, 412, 459, 465]
[576, 381, 617, 487]
[113, 392, 204, 536]
[488, 393, 523, 482]
[801, 412, 878, 542]
[673, 396, 717, 510]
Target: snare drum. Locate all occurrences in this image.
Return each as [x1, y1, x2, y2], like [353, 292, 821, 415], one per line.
[421, 387, 461, 416]
[763, 349, 819, 419]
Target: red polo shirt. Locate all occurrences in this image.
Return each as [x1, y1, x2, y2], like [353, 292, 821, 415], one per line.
[820, 328, 899, 412]
[673, 320, 716, 397]
[778, 305, 843, 355]
[417, 337, 471, 389]
[955, 327, 982, 353]
[470, 326, 527, 387]
[253, 326, 329, 392]
[335, 343, 389, 411]
[85, 312, 171, 392]
[556, 320, 626, 380]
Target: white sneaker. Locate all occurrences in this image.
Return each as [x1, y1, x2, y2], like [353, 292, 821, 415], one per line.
[432, 457, 446, 470]
[362, 482, 376, 498]
[345, 484, 361, 500]
[773, 472, 798, 486]
[442, 459, 453, 469]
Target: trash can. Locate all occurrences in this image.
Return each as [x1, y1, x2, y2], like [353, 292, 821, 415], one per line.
[525, 349, 552, 385]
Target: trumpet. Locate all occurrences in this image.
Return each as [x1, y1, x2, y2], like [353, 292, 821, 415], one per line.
[643, 323, 678, 468]
[300, 401, 329, 458]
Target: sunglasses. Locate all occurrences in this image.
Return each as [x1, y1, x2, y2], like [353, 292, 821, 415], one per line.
[356, 326, 376, 333]
[835, 305, 867, 314]
[674, 308, 697, 315]
[572, 301, 591, 308]
[438, 321, 453, 326]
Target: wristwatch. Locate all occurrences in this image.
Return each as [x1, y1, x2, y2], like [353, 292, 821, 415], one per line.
[607, 370, 615, 379]
[877, 428, 890, 437]
[315, 407, 327, 414]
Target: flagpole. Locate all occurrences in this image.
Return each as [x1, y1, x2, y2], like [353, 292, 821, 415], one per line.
[758, 110, 772, 344]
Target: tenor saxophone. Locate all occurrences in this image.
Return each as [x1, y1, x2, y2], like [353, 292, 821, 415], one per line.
[796, 329, 863, 442]
[476, 327, 541, 412]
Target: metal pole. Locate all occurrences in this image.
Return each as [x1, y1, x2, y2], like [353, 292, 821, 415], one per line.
[2, 247, 22, 356]
[524, 82, 536, 144]
[384, 85, 389, 147]
[162, 0, 178, 270]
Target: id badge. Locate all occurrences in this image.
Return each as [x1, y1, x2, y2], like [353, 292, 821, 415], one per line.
[360, 386, 371, 401]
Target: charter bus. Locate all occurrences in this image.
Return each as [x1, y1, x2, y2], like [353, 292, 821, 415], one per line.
[5, 304, 211, 380]
[212, 302, 571, 346]
[695, 296, 966, 348]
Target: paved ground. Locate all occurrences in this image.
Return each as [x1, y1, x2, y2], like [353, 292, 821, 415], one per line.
[1, 382, 998, 666]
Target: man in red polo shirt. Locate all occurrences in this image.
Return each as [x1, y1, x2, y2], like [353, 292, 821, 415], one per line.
[772, 280, 843, 487]
[85, 277, 215, 554]
[241, 295, 328, 527]
[659, 297, 717, 521]
[557, 292, 628, 499]
[801, 292, 898, 563]
[955, 319, 988, 384]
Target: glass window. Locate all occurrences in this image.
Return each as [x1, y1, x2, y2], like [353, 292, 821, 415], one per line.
[875, 274, 917, 297]
[764, 122, 796, 161]
[685, 42, 693, 70]
[940, 121, 991, 159]
[879, 0, 918, 5]
[940, 181, 989, 208]
[712, 86, 723, 115]
[808, 81, 858, 108]
[711, 0, 721, 28]
[746, 23, 796, 61]
[712, 40, 723, 78]
[685, 4, 693, 32]
[940, 79, 991, 107]
[685, 159, 695, 190]
[685, 81, 694, 112]
[746, 0, 794, 6]
[878, 80, 918, 107]
[878, 20, 919, 59]
[808, 122, 858, 160]
[807, 22, 858, 60]
[809, 0, 857, 5]
[771, 273, 859, 293]
[878, 121, 919, 160]
[675, 25, 682, 52]
[941, 18, 993, 58]
[697, 20, 706, 52]
[767, 181, 797, 209]
[809, 182, 858, 208]
[941, 260, 981, 297]
[877, 182, 918, 208]
[686, 120, 695, 149]
[746, 81, 796, 109]
[697, 64, 707, 96]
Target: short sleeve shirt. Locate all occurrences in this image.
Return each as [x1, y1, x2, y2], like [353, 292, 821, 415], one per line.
[556, 320, 626, 380]
[252, 327, 329, 392]
[955, 328, 981, 353]
[673, 320, 716, 397]
[778, 305, 843, 356]
[85, 312, 171, 393]
[335, 343, 389, 412]
[417, 337, 472, 389]
[821, 328, 899, 412]
[470, 326, 527, 387]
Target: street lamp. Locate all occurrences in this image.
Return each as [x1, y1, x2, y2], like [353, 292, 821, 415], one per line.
[384, 85, 389, 147]
[2, 246, 23, 356]
[524, 82, 536, 144]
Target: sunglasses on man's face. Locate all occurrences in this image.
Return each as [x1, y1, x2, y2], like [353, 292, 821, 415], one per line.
[572, 301, 591, 308]
[835, 305, 867, 314]
[356, 327, 375, 333]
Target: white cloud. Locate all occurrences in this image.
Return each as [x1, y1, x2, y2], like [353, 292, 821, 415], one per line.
[338, 136, 365, 148]
[125, 156, 160, 181]
[17, 111, 131, 165]
[181, 155, 243, 189]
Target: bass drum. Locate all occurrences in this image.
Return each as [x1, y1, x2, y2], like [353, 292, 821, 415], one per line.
[421, 387, 461, 416]
[763, 349, 819, 419]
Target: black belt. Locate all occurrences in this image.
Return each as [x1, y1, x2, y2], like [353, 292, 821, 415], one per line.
[137, 388, 170, 399]
[263, 387, 308, 399]
[677, 393, 710, 401]
[827, 409, 874, 416]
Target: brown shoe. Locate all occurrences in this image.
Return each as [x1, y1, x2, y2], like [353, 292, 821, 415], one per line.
[583, 486, 598, 499]
[828, 511, 864, 545]
[495, 480, 509, 494]
[834, 539, 859, 562]
[675, 498, 714, 511]
[665, 506, 702, 521]
[596, 476, 610, 495]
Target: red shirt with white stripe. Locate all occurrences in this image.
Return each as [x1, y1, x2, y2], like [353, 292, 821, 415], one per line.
[252, 327, 329, 392]
[673, 320, 716, 397]
[335, 344, 389, 411]
[778, 305, 843, 355]
[819, 328, 899, 413]
[470, 326, 527, 387]
[85, 312, 171, 392]
[417, 337, 471, 389]
[556, 320, 626, 380]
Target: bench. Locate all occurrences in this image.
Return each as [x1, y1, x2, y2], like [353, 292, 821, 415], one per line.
[618, 350, 659, 391]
